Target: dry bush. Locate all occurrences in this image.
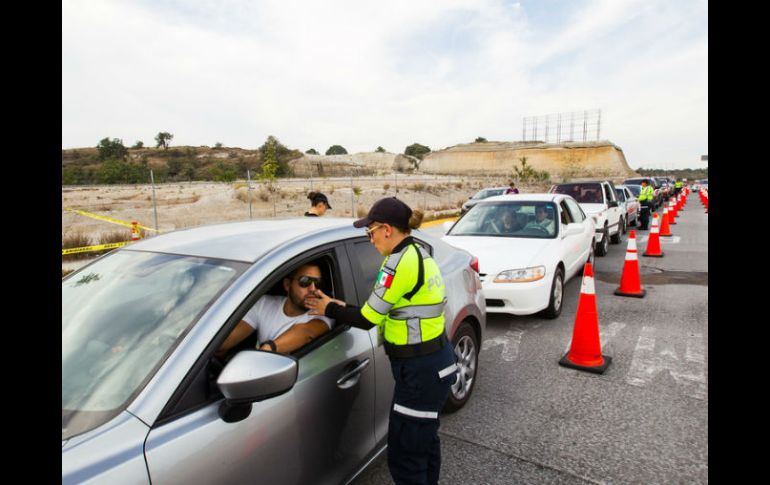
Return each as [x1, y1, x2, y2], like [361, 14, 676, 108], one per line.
[455, 182, 463, 189]
[62, 231, 93, 261]
[356, 206, 368, 217]
[409, 183, 426, 192]
[383, 183, 391, 191]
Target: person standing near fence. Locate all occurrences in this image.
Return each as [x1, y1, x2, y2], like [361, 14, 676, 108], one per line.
[304, 191, 332, 217]
[504, 181, 519, 194]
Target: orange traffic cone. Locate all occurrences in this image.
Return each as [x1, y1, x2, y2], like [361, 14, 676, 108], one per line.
[131, 221, 142, 241]
[643, 213, 664, 257]
[659, 206, 672, 237]
[614, 230, 646, 298]
[668, 200, 677, 225]
[559, 262, 612, 374]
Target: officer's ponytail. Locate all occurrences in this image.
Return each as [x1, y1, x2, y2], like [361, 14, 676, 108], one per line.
[408, 209, 424, 231]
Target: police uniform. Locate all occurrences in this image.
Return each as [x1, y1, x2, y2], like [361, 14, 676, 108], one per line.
[638, 183, 654, 229]
[324, 197, 457, 485]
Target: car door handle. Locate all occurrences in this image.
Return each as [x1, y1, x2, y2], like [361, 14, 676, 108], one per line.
[337, 359, 371, 388]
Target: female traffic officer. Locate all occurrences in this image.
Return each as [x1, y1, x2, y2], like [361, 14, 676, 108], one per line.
[306, 197, 457, 485]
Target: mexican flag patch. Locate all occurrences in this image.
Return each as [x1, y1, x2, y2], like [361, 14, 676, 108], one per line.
[377, 268, 395, 289]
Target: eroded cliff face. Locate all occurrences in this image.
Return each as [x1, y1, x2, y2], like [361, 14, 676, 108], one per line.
[419, 141, 637, 179]
[287, 141, 636, 179]
[288, 152, 418, 177]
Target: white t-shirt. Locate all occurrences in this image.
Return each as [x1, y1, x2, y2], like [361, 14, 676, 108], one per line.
[242, 295, 334, 343]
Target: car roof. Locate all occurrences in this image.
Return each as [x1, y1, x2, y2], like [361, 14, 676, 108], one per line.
[124, 217, 358, 263]
[482, 193, 564, 203]
[553, 180, 609, 185]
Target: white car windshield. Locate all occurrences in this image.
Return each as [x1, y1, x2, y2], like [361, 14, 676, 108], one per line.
[62, 251, 246, 440]
[449, 202, 558, 238]
[550, 183, 604, 204]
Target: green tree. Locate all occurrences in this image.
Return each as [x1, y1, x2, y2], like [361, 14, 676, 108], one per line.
[132, 140, 144, 149]
[210, 161, 237, 182]
[512, 156, 550, 183]
[257, 135, 299, 177]
[305, 148, 319, 155]
[96, 137, 128, 160]
[404, 142, 431, 160]
[475, 137, 487, 143]
[214, 142, 223, 149]
[375, 146, 386, 153]
[259, 138, 279, 187]
[155, 132, 174, 150]
[325, 145, 348, 155]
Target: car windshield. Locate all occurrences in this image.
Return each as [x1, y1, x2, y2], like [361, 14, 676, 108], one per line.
[550, 183, 603, 204]
[62, 251, 247, 441]
[472, 188, 505, 200]
[448, 201, 558, 238]
[626, 185, 641, 196]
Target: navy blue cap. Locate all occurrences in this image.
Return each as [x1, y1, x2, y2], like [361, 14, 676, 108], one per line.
[353, 197, 412, 228]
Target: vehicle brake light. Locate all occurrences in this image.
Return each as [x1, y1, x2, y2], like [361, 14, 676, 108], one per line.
[470, 257, 480, 273]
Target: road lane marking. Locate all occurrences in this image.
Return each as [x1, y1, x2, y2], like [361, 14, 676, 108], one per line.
[626, 326, 706, 400]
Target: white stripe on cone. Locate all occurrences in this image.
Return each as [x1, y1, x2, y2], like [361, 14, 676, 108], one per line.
[625, 251, 638, 261]
[628, 237, 637, 251]
[581, 276, 595, 295]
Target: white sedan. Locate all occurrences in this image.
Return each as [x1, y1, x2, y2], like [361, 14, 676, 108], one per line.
[442, 194, 595, 318]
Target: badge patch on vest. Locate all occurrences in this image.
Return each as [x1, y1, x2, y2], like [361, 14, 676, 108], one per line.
[377, 268, 395, 289]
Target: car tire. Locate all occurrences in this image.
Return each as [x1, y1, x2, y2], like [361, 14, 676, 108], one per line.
[610, 218, 623, 244]
[542, 266, 564, 319]
[444, 321, 478, 413]
[581, 240, 595, 274]
[596, 228, 609, 256]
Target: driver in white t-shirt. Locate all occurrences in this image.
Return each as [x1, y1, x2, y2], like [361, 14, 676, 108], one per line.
[216, 262, 334, 355]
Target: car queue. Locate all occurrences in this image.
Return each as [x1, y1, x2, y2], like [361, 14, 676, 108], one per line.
[62, 179, 698, 484]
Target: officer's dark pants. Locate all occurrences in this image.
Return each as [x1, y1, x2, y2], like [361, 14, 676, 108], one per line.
[387, 341, 457, 485]
[639, 203, 651, 229]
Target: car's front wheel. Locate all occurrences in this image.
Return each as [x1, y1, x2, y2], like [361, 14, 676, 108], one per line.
[542, 266, 564, 319]
[444, 321, 478, 413]
[596, 228, 609, 256]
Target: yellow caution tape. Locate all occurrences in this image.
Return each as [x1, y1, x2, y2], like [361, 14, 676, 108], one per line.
[64, 208, 159, 232]
[62, 241, 131, 255]
[421, 217, 459, 228]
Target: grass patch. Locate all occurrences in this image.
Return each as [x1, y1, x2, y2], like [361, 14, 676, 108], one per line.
[62, 231, 93, 261]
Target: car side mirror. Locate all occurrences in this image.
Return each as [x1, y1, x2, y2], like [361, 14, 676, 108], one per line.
[217, 350, 298, 406]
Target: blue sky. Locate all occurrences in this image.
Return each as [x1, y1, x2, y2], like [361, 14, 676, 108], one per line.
[62, 0, 707, 169]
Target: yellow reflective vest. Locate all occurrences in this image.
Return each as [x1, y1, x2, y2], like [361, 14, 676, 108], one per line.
[361, 240, 446, 345]
[638, 185, 654, 202]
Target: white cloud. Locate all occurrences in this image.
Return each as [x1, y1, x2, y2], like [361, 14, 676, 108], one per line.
[62, 0, 707, 168]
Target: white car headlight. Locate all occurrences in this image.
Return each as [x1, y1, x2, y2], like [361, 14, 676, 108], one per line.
[493, 266, 546, 283]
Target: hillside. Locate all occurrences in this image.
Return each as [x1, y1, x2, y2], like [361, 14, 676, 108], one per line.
[61, 140, 640, 184]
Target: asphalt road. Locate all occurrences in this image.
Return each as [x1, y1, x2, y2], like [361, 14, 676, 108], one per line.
[352, 195, 708, 484]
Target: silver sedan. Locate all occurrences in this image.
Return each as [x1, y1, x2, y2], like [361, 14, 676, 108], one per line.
[62, 217, 486, 484]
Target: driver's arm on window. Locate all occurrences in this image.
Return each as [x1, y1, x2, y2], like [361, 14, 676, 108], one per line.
[260, 319, 329, 353]
[215, 320, 254, 357]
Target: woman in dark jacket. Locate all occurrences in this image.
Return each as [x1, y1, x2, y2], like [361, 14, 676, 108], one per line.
[304, 191, 332, 216]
